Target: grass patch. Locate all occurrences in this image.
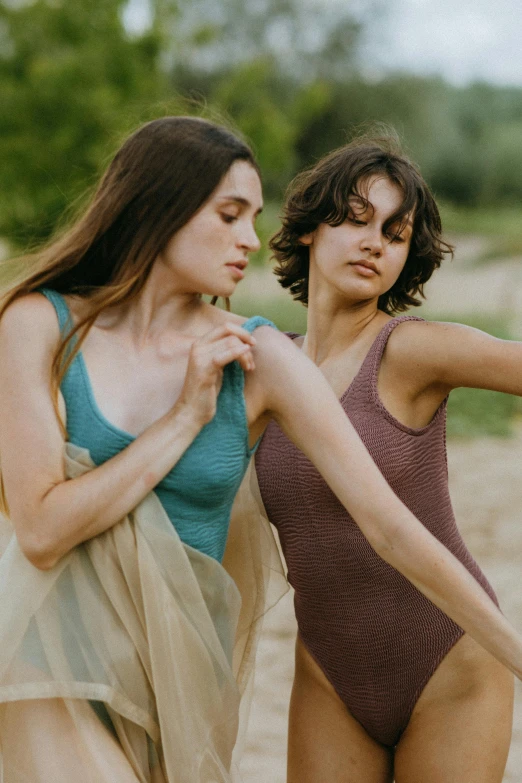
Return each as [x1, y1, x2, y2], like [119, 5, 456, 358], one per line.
[445, 386, 517, 438]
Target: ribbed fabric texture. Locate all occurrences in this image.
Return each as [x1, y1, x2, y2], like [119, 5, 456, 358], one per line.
[40, 289, 274, 563]
[255, 316, 497, 747]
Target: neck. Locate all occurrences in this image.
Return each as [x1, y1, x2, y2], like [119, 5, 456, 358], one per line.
[101, 263, 208, 344]
[303, 268, 383, 365]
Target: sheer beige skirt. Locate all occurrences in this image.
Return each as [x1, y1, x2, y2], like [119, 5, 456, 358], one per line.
[0, 444, 286, 782]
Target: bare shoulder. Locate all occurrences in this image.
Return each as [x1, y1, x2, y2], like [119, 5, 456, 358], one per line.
[252, 323, 297, 357]
[0, 292, 60, 354]
[219, 311, 247, 326]
[251, 325, 313, 393]
[214, 309, 272, 328]
[385, 317, 472, 369]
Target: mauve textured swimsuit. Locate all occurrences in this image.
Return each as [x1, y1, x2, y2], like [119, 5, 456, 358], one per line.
[255, 316, 498, 748]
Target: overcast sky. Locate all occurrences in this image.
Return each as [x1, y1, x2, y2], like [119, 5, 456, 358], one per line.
[124, 0, 522, 88]
[363, 0, 522, 86]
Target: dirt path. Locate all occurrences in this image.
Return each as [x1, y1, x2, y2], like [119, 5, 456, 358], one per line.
[240, 431, 522, 781]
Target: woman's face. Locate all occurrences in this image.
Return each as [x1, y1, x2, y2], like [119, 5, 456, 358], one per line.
[302, 175, 413, 306]
[159, 159, 263, 297]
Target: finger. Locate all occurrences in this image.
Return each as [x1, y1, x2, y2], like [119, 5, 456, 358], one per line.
[200, 321, 257, 347]
[223, 321, 257, 346]
[209, 334, 254, 358]
[212, 343, 253, 369]
[237, 351, 256, 372]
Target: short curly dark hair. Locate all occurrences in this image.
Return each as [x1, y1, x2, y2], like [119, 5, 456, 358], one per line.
[271, 133, 453, 314]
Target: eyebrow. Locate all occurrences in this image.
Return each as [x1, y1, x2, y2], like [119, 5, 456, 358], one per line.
[348, 197, 414, 228]
[394, 217, 414, 229]
[218, 195, 263, 215]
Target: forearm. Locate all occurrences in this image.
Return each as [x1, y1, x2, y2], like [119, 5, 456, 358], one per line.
[24, 403, 202, 568]
[291, 411, 522, 679]
[324, 448, 522, 679]
[375, 501, 522, 679]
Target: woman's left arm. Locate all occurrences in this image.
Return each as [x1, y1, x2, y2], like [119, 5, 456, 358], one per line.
[248, 327, 522, 679]
[385, 319, 522, 397]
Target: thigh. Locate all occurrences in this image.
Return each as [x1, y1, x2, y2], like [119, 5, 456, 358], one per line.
[288, 635, 393, 783]
[0, 698, 142, 783]
[394, 634, 514, 783]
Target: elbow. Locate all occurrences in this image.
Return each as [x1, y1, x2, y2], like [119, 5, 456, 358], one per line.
[362, 521, 400, 567]
[18, 528, 60, 571]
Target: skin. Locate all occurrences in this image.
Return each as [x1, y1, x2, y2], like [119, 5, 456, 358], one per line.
[287, 174, 517, 782]
[0, 163, 521, 777]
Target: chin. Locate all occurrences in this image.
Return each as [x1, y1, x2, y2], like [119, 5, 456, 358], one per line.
[339, 281, 377, 299]
[204, 283, 238, 300]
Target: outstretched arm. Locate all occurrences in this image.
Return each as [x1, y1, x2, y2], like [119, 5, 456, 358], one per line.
[384, 318, 522, 399]
[249, 326, 522, 679]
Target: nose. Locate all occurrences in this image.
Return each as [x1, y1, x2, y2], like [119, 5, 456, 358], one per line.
[360, 226, 383, 257]
[238, 222, 261, 253]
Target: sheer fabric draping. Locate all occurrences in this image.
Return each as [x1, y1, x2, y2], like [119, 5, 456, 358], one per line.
[0, 444, 287, 782]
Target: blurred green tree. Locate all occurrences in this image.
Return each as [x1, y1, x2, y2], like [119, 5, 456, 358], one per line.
[0, 0, 367, 247]
[2, 0, 522, 253]
[0, 0, 166, 247]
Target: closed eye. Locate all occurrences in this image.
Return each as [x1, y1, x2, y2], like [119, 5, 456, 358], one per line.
[221, 213, 238, 224]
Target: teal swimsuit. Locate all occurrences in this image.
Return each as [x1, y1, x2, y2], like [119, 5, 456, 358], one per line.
[40, 288, 275, 563]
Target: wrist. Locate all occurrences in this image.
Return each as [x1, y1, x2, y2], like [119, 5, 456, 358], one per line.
[169, 400, 205, 437]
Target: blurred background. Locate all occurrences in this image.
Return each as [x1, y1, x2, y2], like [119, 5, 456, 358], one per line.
[1, 0, 522, 779]
[1, 0, 522, 435]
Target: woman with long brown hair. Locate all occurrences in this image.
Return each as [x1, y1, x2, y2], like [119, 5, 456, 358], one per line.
[1, 117, 522, 783]
[255, 132, 521, 782]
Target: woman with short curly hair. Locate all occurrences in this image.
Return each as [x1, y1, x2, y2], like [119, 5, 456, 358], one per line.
[255, 133, 516, 782]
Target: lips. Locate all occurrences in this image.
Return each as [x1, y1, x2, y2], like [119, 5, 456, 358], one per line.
[226, 261, 248, 279]
[349, 260, 379, 275]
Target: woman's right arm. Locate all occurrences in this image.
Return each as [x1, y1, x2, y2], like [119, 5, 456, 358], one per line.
[0, 295, 255, 570]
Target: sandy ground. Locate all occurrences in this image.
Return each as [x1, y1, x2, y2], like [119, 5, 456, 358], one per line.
[240, 245, 522, 781]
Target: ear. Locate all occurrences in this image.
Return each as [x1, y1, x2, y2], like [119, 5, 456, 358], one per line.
[298, 231, 314, 246]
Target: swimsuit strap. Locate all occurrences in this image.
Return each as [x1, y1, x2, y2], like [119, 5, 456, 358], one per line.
[39, 288, 74, 334]
[241, 315, 276, 334]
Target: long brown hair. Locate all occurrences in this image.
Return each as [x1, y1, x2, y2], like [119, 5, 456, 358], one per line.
[0, 116, 258, 411]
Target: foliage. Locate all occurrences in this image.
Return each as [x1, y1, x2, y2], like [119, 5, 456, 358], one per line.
[2, 0, 522, 251]
[286, 74, 522, 211]
[162, 0, 363, 82]
[0, 0, 168, 246]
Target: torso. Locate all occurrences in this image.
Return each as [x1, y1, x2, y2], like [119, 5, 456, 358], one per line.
[41, 288, 274, 562]
[298, 313, 449, 431]
[255, 315, 498, 747]
[65, 294, 249, 437]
